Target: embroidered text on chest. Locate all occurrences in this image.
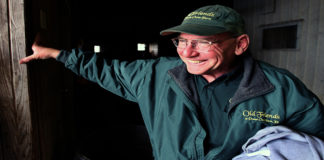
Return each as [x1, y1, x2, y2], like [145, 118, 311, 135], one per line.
[243, 110, 280, 124]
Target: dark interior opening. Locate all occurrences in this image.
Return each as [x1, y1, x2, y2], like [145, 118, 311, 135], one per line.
[24, 1, 234, 159]
[262, 24, 298, 49]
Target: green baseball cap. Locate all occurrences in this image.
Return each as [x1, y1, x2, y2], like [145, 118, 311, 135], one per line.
[160, 5, 246, 36]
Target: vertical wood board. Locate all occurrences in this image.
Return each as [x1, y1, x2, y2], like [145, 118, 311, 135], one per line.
[0, 0, 32, 159]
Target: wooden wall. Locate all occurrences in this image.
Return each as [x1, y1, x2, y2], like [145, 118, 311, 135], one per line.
[233, 0, 324, 102]
[0, 0, 32, 160]
[1, 0, 76, 159]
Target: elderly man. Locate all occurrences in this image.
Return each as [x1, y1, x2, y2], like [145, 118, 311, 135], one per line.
[20, 5, 324, 160]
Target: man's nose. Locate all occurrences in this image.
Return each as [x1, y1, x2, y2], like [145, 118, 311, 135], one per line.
[180, 44, 199, 57]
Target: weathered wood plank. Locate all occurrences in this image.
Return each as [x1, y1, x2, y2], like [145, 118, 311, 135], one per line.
[0, 0, 32, 159]
[312, 0, 324, 102]
[303, 0, 320, 88]
[285, 0, 298, 74]
[278, 0, 288, 69]
[8, 0, 32, 160]
[294, 0, 309, 80]
[0, 0, 17, 159]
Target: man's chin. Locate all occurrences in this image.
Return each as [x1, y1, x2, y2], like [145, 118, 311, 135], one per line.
[186, 67, 205, 75]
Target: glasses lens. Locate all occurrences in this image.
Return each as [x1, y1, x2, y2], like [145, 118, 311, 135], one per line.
[177, 39, 187, 48]
[172, 38, 212, 52]
[196, 40, 212, 52]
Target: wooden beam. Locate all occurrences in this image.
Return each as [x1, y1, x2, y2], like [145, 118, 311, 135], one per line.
[0, 0, 32, 159]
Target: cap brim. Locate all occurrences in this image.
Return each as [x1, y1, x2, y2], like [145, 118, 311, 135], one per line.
[160, 24, 228, 36]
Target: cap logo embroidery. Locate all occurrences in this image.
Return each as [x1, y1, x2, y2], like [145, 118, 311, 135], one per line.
[184, 11, 216, 21]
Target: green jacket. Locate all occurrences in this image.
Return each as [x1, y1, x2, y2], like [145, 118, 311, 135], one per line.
[57, 49, 324, 160]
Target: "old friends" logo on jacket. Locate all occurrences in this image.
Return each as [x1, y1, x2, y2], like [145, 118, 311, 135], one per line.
[243, 110, 280, 124]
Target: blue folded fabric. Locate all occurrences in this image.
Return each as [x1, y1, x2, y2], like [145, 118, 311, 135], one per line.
[233, 126, 324, 160]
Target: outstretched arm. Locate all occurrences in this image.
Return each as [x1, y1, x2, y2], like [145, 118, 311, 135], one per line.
[19, 43, 60, 64]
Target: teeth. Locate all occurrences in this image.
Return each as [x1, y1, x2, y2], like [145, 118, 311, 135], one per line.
[188, 60, 202, 64]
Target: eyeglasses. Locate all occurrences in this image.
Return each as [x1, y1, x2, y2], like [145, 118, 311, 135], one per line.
[171, 37, 234, 52]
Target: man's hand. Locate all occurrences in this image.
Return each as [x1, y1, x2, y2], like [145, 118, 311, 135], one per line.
[19, 43, 60, 64]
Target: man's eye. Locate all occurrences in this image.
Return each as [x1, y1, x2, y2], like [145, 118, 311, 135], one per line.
[179, 39, 187, 43]
[198, 41, 210, 45]
[199, 41, 209, 44]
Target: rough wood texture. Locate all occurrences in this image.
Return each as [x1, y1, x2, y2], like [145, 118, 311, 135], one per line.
[0, 0, 32, 159]
[234, 0, 324, 102]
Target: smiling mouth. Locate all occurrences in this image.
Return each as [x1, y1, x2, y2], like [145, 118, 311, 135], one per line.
[188, 60, 205, 64]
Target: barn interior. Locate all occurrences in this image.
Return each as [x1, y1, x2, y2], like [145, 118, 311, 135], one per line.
[0, 0, 324, 160]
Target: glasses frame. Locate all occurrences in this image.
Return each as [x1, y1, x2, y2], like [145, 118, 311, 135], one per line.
[171, 36, 235, 52]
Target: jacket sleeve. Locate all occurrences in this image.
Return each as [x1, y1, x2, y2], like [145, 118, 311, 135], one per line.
[56, 48, 150, 102]
[286, 98, 324, 140]
[282, 76, 324, 140]
[263, 64, 324, 140]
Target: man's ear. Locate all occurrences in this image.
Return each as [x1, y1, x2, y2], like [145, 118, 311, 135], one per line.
[235, 34, 250, 56]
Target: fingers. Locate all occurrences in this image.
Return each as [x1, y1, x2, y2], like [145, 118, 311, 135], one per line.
[19, 54, 37, 64]
[19, 44, 40, 64]
[19, 45, 61, 64]
[19, 32, 45, 64]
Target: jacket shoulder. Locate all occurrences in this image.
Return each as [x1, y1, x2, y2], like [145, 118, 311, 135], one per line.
[258, 61, 303, 85]
[257, 60, 319, 102]
[150, 56, 183, 72]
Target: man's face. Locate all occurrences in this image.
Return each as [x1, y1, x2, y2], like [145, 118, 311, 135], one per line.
[176, 32, 238, 80]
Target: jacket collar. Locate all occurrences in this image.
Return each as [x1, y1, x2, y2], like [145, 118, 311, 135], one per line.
[168, 56, 275, 112]
[227, 56, 275, 112]
[168, 64, 201, 107]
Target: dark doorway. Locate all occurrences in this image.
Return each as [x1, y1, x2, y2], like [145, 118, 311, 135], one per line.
[24, 1, 233, 159]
